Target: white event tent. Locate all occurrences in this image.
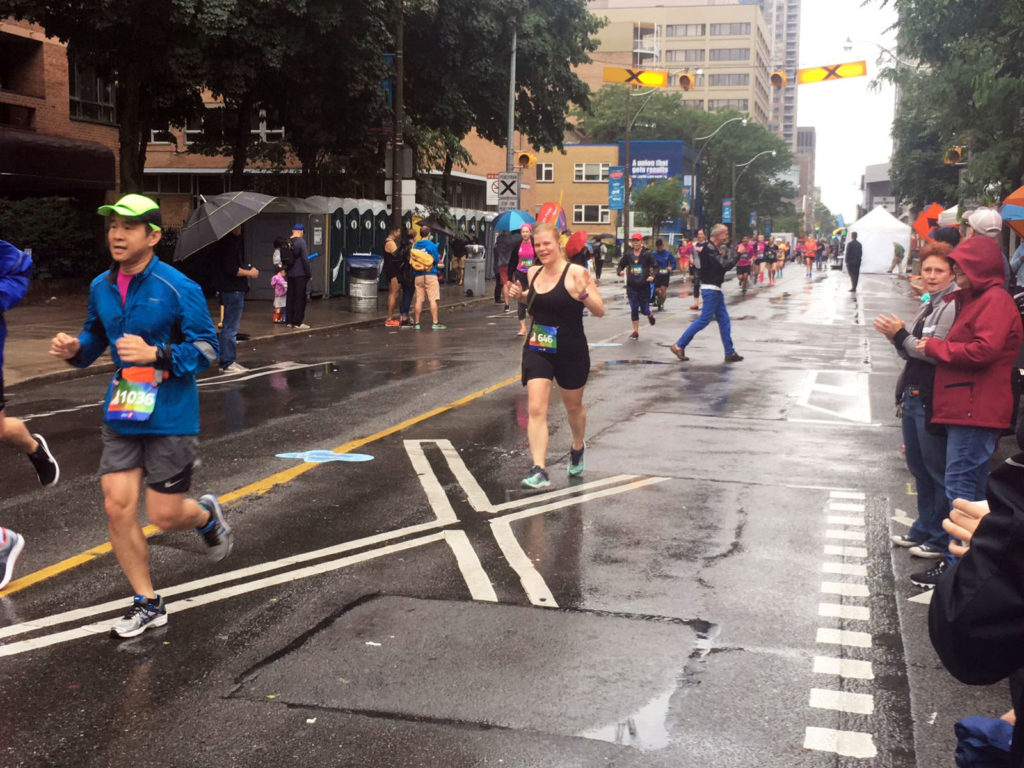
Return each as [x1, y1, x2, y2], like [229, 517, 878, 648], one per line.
[848, 206, 913, 273]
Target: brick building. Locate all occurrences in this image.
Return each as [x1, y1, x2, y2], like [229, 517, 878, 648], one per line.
[0, 18, 117, 202]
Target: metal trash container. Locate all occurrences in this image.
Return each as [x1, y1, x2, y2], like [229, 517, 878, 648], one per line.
[463, 245, 485, 297]
[347, 254, 381, 312]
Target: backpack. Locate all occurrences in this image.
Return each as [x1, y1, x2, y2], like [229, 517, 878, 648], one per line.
[409, 247, 434, 272]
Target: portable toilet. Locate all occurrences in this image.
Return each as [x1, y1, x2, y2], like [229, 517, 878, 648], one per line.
[328, 205, 348, 297]
[357, 201, 375, 253]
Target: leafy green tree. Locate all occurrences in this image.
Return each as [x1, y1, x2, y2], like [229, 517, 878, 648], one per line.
[632, 178, 684, 237]
[878, 0, 1024, 203]
[402, 0, 601, 187]
[4, 0, 218, 190]
[575, 86, 794, 233]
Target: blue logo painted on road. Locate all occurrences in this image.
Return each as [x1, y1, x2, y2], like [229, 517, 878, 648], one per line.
[277, 451, 375, 463]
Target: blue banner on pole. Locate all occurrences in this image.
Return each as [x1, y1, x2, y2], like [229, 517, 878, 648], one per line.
[722, 199, 733, 224]
[749, 210, 757, 228]
[608, 166, 625, 211]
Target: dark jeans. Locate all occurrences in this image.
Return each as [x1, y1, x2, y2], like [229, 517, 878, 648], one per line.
[901, 391, 949, 548]
[848, 260, 861, 290]
[944, 425, 1000, 508]
[675, 288, 735, 354]
[400, 283, 414, 316]
[287, 276, 309, 325]
[218, 291, 246, 368]
[594, 256, 603, 279]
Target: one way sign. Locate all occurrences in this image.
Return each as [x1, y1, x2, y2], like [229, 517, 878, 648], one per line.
[497, 172, 519, 211]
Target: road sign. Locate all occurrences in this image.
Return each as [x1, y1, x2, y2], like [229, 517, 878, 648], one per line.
[608, 166, 625, 210]
[796, 60, 867, 85]
[486, 173, 500, 206]
[602, 67, 668, 88]
[722, 199, 733, 224]
[496, 172, 519, 211]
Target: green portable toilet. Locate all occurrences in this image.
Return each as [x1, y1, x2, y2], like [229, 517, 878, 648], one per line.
[328, 206, 347, 297]
[358, 204, 375, 253]
[372, 202, 389, 255]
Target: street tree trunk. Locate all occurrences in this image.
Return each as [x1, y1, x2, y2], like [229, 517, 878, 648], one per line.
[116, 76, 147, 192]
[230, 95, 253, 190]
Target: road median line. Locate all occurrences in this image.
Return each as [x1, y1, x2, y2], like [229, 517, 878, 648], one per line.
[0, 373, 520, 597]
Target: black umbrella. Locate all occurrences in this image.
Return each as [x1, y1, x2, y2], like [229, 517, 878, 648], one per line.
[173, 191, 276, 261]
[417, 217, 456, 237]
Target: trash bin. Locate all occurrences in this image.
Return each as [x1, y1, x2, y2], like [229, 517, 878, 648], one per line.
[463, 245, 485, 297]
[347, 254, 381, 312]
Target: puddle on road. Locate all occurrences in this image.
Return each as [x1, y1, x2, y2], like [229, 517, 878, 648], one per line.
[593, 360, 674, 370]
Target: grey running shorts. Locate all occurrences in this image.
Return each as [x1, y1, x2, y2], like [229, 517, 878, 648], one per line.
[99, 425, 198, 493]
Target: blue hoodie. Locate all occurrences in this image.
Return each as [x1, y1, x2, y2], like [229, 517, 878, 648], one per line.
[73, 256, 218, 435]
[0, 240, 33, 374]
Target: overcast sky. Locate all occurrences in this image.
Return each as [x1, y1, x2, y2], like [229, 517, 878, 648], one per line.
[796, 0, 898, 223]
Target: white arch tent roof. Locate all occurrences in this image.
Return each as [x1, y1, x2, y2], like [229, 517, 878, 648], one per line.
[849, 206, 913, 274]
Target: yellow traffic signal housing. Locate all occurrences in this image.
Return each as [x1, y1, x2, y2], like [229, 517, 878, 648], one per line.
[770, 71, 786, 88]
[678, 72, 695, 91]
[796, 60, 868, 84]
[602, 66, 668, 88]
[516, 152, 537, 168]
[943, 146, 964, 165]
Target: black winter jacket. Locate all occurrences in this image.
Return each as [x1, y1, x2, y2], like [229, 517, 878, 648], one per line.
[930, 453, 1024, 767]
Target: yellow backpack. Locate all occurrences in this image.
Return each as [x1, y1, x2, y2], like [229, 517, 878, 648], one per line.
[409, 248, 434, 272]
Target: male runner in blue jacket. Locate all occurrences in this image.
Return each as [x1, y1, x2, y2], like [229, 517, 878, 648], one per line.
[50, 194, 231, 638]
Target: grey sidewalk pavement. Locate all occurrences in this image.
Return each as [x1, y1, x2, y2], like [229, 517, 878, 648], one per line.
[3, 281, 490, 387]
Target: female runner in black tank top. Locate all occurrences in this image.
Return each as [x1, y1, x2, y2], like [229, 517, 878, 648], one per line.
[507, 222, 605, 489]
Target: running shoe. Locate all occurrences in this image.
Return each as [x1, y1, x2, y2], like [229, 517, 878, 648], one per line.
[196, 494, 233, 562]
[111, 595, 167, 638]
[221, 362, 249, 374]
[890, 533, 922, 548]
[28, 433, 59, 487]
[432, 323, 447, 330]
[629, 331, 639, 339]
[670, 344, 689, 361]
[0, 529, 25, 590]
[294, 323, 311, 330]
[413, 323, 421, 330]
[647, 313, 656, 326]
[724, 353, 744, 363]
[689, 303, 699, 310]
[908, 542, 945, 560]
[517, 328, 527, 336]
[568, 446, 585, 477]
[385, 319, 400, 327]
[910, 559, 948, 589]
[521, 466, 551, 490]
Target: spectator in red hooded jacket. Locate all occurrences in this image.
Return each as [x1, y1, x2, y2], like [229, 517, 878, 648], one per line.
[910, 236, 1024, 588]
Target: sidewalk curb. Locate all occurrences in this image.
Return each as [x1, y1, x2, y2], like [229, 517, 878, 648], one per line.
[9, 293, 494, 389]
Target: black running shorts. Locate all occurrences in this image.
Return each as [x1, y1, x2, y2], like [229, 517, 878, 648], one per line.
[521, 347, 590, 391]
[653, 273, 671, 288]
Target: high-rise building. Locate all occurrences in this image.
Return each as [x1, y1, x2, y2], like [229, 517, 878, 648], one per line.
[795, 126, 815, 231]
[746, 0, 800, 149]
[584, 1, 774, 128]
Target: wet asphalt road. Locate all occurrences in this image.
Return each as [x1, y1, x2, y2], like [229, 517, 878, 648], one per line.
[0, 268, 1013, 767]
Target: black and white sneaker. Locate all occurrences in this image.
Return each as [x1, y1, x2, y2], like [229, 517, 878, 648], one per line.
[28, 433, 59, 487]
[890, 533, 922, 548]
[196, 494, 233, 562]
[0, 529, 25, 590]
[908, 542, 945, 560]
[910, 559, 948, 589]
[111, 595, 167, 638]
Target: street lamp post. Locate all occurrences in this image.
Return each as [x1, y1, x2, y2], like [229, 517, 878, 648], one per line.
[691, 116, 748, 231]
[731, 150, 776, 236]
[621, 87, 659, 244]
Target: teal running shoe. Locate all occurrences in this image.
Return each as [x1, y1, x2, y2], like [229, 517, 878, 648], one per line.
[568, 445, 585, 477]
[521, 465, 550, 489]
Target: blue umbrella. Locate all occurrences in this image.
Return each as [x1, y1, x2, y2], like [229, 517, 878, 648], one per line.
[999, 203, 1024, 238]
[492, 209, 536, 231]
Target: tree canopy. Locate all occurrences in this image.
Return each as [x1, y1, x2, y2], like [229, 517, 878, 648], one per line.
[879, 0, 1024, 208]
[632, 178, 684, 237]
[575, 86, 796, 234]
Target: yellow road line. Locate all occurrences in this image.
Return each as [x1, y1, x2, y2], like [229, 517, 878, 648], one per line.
[1, 373, 519, 596]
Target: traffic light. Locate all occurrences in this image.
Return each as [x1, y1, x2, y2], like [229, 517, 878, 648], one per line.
[516, 152, 536, 168]
[770, 71, 786, 88]
[943, 146, 964, 165]
[677, 72, 696, 91]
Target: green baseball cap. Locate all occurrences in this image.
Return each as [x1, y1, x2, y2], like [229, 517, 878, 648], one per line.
[97, 193, 162, 231]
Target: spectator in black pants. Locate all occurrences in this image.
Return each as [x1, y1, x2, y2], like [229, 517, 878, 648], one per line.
[846, 231, 863, 292]
[286, 223, 312, 329]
